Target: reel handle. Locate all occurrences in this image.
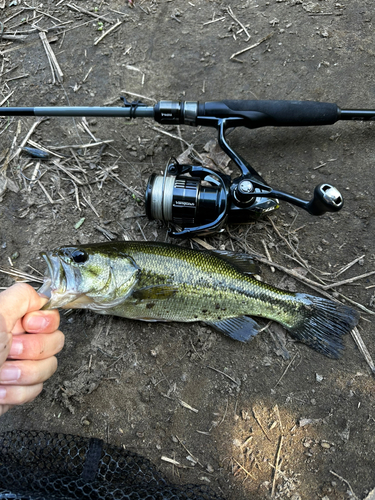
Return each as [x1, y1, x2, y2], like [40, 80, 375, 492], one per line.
[306, 183, 343, 215]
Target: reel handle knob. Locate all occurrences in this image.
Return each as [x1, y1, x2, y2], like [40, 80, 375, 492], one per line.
[306, 183, 343, 215]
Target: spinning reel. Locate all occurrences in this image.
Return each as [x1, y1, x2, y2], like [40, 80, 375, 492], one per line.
[145, 116, 343, 236]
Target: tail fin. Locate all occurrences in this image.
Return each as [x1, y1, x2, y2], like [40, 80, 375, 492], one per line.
[286, 294, 360, 358]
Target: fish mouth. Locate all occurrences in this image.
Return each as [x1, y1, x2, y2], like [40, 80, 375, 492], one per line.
[38, 252, 90, 309]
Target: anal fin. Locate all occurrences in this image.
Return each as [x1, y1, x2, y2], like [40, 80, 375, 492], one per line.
[206, 315, 260, 342]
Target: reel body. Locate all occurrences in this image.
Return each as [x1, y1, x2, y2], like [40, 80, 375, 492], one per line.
[145, 162, 279, 237]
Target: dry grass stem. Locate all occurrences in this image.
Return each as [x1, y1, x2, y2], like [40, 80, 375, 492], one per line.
[226, 6, 251, 41]
[323, 270, 375, 290]
[39, 32, 63, 84]
[27, 139, 65, 158]
[175, 435, 203, 467]
[274, 353, 299, 388]
[232, 457, 256, 480]
[49, 140, 114, 150]
[330, 470, 358, 500]
[10, 118, 45, 163]
[334, 254, 365, 278]
[350, 327, 375, 375]
[67, 3, 113, 22]
[203, 16, 226, 26]
[150, 126, 204, 161]
[230, 33, 273, 61]
[119, 90, 157, 103]
[207, 365, 239, 386]
[0, 266, 44, 283]
[178, 399, 199, 413]
[94, 19, 123, 46]
[271, 435, 283, 497]
[53, 160, 84, 185]
[261, 239, 275, 272]
[252, 406, 271, 442]
[37, 179, 55, 204]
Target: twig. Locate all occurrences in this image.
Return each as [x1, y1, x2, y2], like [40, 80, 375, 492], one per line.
[350, 327, 375, 376]
[330, 470, 358, 500]
[203, 16, 225, 26]
[0, 266, 44, 283]
[261, 239, 275, 272]
[161, 456, 182, 467]
[49, 140, 114, 150]
[0, 91, 15, 106]
[271, 435, 283, 497]
[67, 3, 113, 23]
[94, 19, 123, 46]
[10, 118, 46, 163]
[323, 270, 375, 290]
[207, 365, 239, 385]
[230, 33, 273, 61]
[268, 216, 309, 270]
[334, 254, 365, 278]
[178, 399, 199, 413]
[119, 90, 157, 103]
[252, 406, 271, 442]
[226, 6, 251, 41]
[82, 194, 100, 217]
[232, 457, 256, 480]
[53, 160, 84, 185]
[274, 352, 298, 388]
[175, 435, 203, 467]
[337, 292, 375, 316]
[37, 179, 55, 204]
[150, 126, 204, 161]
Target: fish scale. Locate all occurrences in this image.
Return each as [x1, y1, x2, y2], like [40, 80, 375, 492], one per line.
[39, 241, 360, 358]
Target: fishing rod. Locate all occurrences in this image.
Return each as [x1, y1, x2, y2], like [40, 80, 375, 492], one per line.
[1, 98, 374, 236]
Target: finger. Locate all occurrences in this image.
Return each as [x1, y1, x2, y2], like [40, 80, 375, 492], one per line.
[0, 357, 58, 385]
[0, 283, 48, 334]
[8, 330, 65, 360]
[22, 309, 60, 334]
[0, 383, 43, 407]
[0, 331, 12, 366]
[0, 404, 13, 416]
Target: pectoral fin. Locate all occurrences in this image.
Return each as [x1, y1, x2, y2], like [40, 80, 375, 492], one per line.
[206, 316, 260, 342]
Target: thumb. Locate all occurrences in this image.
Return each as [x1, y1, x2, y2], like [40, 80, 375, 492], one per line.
[0, 283, 47, 335]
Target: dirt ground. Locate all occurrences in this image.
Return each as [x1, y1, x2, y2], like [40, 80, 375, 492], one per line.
[0, 1, 375, 499]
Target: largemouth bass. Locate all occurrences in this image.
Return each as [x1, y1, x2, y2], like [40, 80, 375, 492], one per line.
[38, 241, 360, 358]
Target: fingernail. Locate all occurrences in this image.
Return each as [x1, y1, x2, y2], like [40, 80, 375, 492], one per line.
[26, 315, 49, 332]
[0, 388, 6, 399]
[0, 366, 21, 383]
[9, 339, 23, 356]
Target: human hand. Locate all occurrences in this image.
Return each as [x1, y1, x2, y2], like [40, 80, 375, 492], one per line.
[0, 282, 64, 416]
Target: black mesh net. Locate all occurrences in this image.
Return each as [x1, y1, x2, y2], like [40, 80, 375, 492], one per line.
[0, 430, 225, 500]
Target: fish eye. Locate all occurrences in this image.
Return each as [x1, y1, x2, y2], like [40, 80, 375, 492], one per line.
[70, 249, 88, 264]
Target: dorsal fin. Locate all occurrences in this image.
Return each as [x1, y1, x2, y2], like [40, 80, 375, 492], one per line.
[209, 249, 260, 275]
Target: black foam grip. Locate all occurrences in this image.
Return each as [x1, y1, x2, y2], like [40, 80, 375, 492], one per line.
[201, 100, 339, 128]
